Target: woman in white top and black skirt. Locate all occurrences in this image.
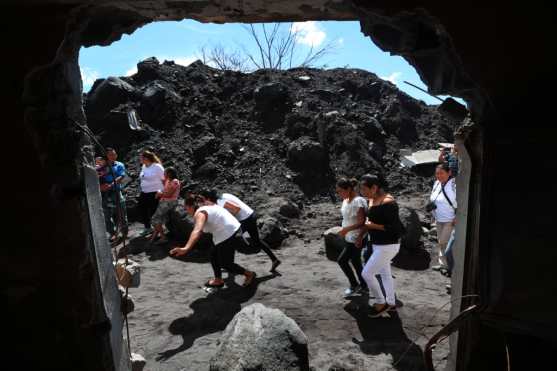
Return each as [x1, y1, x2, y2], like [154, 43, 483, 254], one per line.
[170, 195, 256, 288]
[336, 178, 368, 297]
[359, 174, 404, 318]
[138, 150, 165, 236]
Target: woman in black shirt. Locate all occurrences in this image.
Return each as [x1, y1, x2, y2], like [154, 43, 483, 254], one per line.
[358, 174, 404, 318]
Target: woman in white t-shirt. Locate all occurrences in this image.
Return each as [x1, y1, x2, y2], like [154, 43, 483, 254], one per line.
[199, 189, 281, 273]
[138, 150, 165, 236]
[336, 178, 368, 297]
[429, 163, 457, 269]
[170, 195, 256, 288]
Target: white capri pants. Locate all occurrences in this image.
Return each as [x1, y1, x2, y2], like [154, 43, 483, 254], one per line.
[362, 243, 400, 306]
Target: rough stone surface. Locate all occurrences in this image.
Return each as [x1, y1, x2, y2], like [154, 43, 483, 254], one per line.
[130, 353, 146, 371]
[399, 206, 422, 251]
[115, 259, 141, 288]
[210, 303, 309, 371]
[323, 226, 344, 262]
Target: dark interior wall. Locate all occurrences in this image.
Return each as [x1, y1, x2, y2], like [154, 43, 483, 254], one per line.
[2, 1, 557, 371]
[1, 5, 119, 371]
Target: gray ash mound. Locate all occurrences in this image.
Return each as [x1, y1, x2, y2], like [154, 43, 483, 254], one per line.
[85, 57, 455, 218]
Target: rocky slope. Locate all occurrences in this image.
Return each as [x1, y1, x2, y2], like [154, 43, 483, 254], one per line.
[86, 57, 454, 202]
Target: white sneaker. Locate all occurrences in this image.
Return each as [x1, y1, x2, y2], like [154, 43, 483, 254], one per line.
[344, 286, 360, 297]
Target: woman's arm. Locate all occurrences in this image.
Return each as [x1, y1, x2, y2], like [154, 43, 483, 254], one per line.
[170, 211, 206, 256]
[223, 201, 241, 216]
[339, 207, 366, 236]
[158, 180, 178, 198]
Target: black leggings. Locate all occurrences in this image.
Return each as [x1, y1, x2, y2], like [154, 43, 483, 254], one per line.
[240, 213, 278, 262]
[337, 241, 366, 288]
[210, 231, 248, 279]
[138, 191, 159, 229]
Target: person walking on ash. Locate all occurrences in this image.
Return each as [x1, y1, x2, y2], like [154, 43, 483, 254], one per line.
[335, 178, 368, 297]
[170, 195, 257, 288]
[358, 174, 405, 318]
[199, 189, 282, 273]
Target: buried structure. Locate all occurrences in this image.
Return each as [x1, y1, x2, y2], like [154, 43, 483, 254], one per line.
[3, 1, 556, 371]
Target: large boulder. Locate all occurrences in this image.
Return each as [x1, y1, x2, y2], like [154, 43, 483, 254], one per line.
[259, 216, 288, 248]
[86, 76, 136, 122]
[138, 81, 182, 127]
[399, 206, 422, 251]
[253, 82, 291, 128]
[287, 136, 328, 173]
[323, 226, 344, 262]
[392, 206, 431, 270]
[210, 303, 309, 371]
[165, 205, 212, 249]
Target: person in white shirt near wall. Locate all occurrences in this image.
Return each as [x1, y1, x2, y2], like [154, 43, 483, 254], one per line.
[428, 163, 457, 270]
[138, 150, 165, 236]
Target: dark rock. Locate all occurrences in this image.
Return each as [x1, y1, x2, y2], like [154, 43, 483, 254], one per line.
[165, 205, 213, 249]
[254, 82, 291, 128]
[260, 216, 288, 248]
[195, 162, 219, 178]
[287, 136, 328, 173]
[279, 200, 301, 218]
[399, 206, 422, 251]
[86, 76, 136, 121]
[135, 57, 161, 81]
[323, 226, 344, 262]
[210, 303, 309, 371]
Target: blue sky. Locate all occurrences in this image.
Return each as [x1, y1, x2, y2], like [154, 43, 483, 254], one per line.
[80, 20, 461, 105]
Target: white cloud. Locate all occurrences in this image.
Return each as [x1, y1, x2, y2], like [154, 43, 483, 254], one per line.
[125, 66, 137, 76]
[381, 72, 402, 84]
[291, 21, 326, 47]
[338, 38, 345, 45]
[80, 67, 99, 89]
[170, 56, 198, 67]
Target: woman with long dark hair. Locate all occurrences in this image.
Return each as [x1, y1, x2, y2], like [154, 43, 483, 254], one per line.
[138, 150, 164, 236]
[359, 174, 404, 318]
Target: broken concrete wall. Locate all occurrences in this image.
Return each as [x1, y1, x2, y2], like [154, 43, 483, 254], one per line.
[3, 2, 557, 371]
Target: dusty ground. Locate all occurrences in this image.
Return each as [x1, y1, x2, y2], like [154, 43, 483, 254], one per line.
[122, 201, 451, 371]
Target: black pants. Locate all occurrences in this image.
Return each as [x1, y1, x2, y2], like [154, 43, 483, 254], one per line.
[138, 191, 159, 229]
[211, 231, 248, 279]
[240, 213, 278, 261]
[337, 241, 366, 288]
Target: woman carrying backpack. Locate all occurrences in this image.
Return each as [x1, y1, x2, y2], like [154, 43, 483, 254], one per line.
[428, 163, 457, 270]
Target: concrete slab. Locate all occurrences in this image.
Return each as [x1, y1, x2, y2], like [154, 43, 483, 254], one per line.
[400, 149, 440, 167]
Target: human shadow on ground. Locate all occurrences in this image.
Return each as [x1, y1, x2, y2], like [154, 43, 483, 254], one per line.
[123, 235, 212, 263]
[392, 248, 431, 271]
[344, 297, 425, 371]
[155, 273, 277, 361]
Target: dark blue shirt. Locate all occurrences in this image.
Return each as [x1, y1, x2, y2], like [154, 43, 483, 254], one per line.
[101, 161, 126, 190]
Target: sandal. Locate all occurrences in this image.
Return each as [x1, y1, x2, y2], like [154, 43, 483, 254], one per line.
[205, 279, 225, 288]
[242, 271, 256, 287]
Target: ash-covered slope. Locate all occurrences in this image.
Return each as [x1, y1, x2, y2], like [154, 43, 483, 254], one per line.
[85, 57, 455, 208]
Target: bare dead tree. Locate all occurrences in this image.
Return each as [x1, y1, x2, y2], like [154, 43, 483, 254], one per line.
[199, 44, 249, 72]
[243, 23, 336, 70]
[198, 23, 337, 72]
